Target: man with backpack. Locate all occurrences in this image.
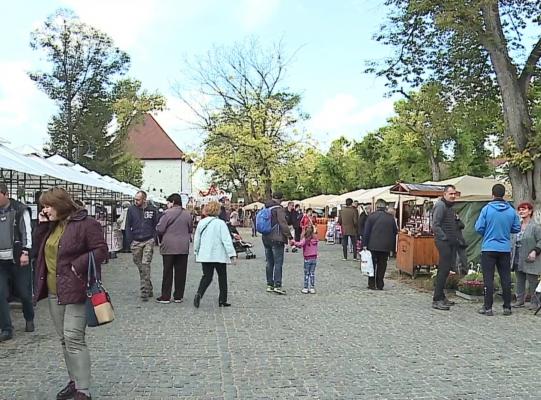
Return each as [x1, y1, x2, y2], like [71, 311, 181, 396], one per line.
[257, 192, 292, 295]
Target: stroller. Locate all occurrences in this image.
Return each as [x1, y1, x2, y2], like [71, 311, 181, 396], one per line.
[227, 223, 256, 259]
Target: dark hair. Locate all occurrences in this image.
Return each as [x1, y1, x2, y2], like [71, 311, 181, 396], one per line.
[443, 185, 456, 193]
[306, 207, 313, 213]
[167, 193, 182, 206]
[492, 184, 505, 198]
[272, 191, 284, 200]
[345, 198, 353, 206]
[39, 187, 80, 220]
[0, 182, 7, 194]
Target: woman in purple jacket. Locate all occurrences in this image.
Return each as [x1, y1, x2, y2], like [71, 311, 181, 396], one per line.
[33, 188, 108, 400]
[155, 193, 193, 304]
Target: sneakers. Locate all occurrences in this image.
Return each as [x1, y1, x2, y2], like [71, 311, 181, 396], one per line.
[0, 331, 13, 342]
[432, 301, 450, 311]
[478, 307, 494, 316]
[173, 298, 184, 303]
[301, 288, 309, 294]
[309, 288, 316, 294]
[342, 258, 348, 261]
[266, 285, 274, 293]
[273, 287, 286, 295]
[503, 308, 512, 316]
[156, 297, 171, 304]
[56, 381, 76, 400]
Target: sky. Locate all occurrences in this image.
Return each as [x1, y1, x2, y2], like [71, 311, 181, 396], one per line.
[0, 0, 397, 152]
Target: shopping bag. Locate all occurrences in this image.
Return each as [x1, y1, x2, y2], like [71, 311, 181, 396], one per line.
[536, 280, 541, 294]
[360, 249, 374, 277]
[85, 252, 114, 327]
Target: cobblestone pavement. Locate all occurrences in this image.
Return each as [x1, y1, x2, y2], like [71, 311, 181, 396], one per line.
[2, 229, 541, 399]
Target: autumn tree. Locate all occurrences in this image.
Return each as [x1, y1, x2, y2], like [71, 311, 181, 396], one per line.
[370, 0, 541, 217]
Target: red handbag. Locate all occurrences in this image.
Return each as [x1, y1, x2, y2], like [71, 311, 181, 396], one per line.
[85, 252, 114, 327]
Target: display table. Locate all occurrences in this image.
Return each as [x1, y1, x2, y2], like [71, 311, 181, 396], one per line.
[396, 232, 439, 278]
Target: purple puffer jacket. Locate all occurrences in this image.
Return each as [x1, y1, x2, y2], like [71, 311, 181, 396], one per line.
[33, 209, 109, 305]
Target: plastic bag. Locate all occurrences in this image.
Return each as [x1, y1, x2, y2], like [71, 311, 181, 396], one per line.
[360, 249, 374, 277]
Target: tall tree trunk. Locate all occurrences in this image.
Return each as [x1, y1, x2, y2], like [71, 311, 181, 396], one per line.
[481, 2, 541, 220]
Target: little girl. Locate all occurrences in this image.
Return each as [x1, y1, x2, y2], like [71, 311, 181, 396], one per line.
[290, 225, 319, 294]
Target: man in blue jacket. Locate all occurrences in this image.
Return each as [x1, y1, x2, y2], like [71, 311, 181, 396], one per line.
[126, 191, 159, 301]
[474, 184, 520, 316]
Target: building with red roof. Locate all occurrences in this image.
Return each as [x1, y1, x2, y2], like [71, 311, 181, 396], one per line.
[127, 114, 193, 199]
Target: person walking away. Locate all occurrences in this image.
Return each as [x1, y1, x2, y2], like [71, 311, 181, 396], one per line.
[33, 187, 108, 400]
[230, 207, 239, 227]
[0, 182, 33, 342]
[511, 202, 541, 310]
[284, 202, 296, 252]
[357, 205, 368, 247]
[261, 192, 292, 294]
[363, 199, 397, 290]
[431, 185, 461, 310]
[475, 184, 521, 316]
[193, 201, 237, 308]
[125, 191, 159, 302]
[338, 198, 358, 261]
[116, 201, 131, 253]
[292, 204, 302, 242]
[251, 207, 258, 237]
[155, 194, 193, 304]
[290, 225, 319, 294]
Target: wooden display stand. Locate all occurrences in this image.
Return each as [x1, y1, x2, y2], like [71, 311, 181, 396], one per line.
[396, 232, 439, 278]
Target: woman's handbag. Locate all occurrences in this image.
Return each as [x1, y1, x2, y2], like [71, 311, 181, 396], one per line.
[85, 252, 115, 327]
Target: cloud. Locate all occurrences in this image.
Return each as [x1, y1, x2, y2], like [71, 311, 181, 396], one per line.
[0, 61, 51, 147]
[307, 93, 395, 143]
[60, 0, 161, 49]
[237, 0, 281, 31]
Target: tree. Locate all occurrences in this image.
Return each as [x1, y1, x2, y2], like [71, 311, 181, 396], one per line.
[370, 1, 541, 217]
[29, 8, 130, 159]
[177, 39, 306, 198]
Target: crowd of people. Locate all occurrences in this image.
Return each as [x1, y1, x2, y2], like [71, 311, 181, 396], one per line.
[0, 182, 540, 398]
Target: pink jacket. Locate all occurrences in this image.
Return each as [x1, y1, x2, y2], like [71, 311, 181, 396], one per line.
[292, 237, 319, 259]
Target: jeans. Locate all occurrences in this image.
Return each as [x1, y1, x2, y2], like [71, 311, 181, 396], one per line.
[48, 296, 91, 392]
[433, 240, 457, 302]
[197, 263, 228, 303]
[368, 251, 389, 290]
[342, 235, 357, 259]
[303, 259, 317, 289]
[0, 260, 34, 333]
[160, 254, 188, 300]
[481, 251, 512, 310]
[264, 241, 285, 287]
[514, 271, 539, 304]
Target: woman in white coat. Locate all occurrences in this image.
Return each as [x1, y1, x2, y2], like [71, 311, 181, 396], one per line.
[193, 201, 237, 308]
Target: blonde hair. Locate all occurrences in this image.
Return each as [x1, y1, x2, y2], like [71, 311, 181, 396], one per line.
[204, 201, 221, 217]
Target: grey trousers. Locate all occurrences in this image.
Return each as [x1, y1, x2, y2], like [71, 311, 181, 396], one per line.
[48, 296, 91, 391]
[515, 271, 540, 304]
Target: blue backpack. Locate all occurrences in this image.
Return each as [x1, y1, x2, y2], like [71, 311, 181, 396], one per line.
[256, 206, 279, 234]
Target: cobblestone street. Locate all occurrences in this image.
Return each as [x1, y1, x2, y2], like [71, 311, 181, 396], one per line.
[2, 229, 541, 399]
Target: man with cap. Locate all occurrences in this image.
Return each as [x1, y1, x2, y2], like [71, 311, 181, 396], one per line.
[262, 192, 292, 295]
[363, 199, 397, 290]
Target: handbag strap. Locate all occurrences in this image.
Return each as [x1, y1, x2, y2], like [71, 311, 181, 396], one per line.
[87, 251, 98, 288]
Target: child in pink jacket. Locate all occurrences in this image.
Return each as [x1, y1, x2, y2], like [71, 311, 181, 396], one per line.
[290, 225, 319, 294]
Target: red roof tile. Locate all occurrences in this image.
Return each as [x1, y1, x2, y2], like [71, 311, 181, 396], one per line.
[127, 114, 185, 160]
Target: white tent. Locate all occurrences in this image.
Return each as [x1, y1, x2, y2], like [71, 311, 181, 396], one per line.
[425, 175, 511, 201]
[299, 194, 338, 208]
[243, 201, 264, 211]
[326, 189, 367, 207]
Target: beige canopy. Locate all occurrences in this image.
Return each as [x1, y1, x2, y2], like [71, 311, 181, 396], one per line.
[326, 189, 367, 207]
[425, 175, 511, 201]
[242, 201, 264, 211]
[299, 194, 338, 208]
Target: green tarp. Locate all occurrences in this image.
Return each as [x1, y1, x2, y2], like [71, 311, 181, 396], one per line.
[454, 201, 489, 266]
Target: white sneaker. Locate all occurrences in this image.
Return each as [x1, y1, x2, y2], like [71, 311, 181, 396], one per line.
[301, 288, 309, 294]
[309, 288, 316, 294]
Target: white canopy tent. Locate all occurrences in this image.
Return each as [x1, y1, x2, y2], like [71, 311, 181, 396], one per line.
[326, 189, 366, 207]
[299, 194, 338, 208]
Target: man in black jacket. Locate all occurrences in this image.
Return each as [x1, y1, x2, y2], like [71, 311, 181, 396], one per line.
[363, 199, 397, 290]
[431, 185, 460, 311]
[126, 191, 159, 301]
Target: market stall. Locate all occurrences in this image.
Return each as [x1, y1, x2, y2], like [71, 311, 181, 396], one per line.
[390, 183, 448, 278]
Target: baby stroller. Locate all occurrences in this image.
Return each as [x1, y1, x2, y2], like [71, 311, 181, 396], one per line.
[227, 223, 256, 259]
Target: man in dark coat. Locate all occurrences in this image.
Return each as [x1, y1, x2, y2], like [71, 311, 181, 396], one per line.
[431, 184, 461, 310]
[338, 198, 359, 260]
[363, 199, 397, 290]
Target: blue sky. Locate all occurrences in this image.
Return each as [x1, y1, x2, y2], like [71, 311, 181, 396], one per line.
[1, 0, 395, 155]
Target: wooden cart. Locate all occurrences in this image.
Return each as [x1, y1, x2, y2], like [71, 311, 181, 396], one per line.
[396, 232, 439, 278]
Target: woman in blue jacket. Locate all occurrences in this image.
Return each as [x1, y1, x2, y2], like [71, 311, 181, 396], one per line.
[193, 201, 237, 308]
